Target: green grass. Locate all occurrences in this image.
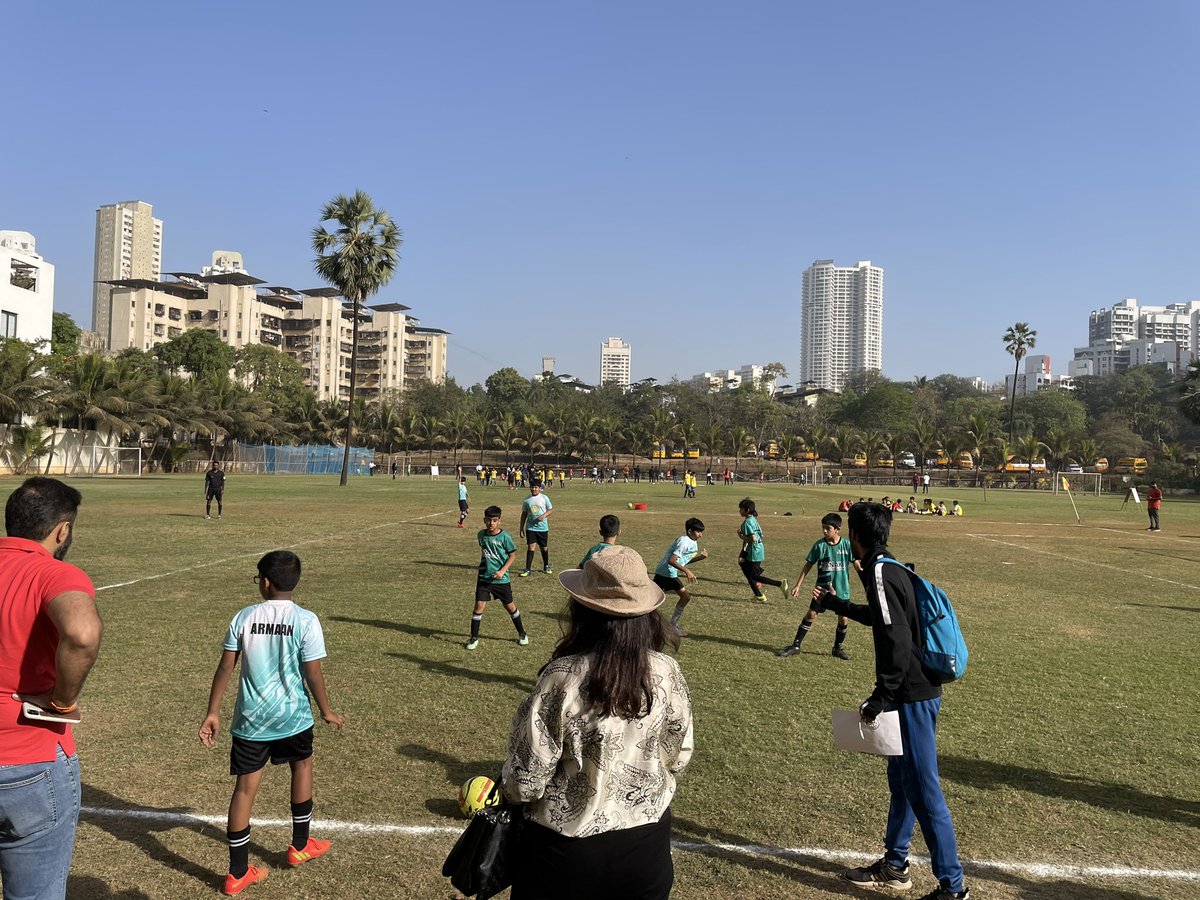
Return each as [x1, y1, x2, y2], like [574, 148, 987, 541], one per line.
[45, 474, 1199, 899]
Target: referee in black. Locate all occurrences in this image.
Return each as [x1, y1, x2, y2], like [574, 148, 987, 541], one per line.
[205, 460, 226, 519]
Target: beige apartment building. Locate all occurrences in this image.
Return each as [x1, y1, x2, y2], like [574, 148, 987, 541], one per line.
[101, 252, 447, 402]
[92, 201, 163, 348]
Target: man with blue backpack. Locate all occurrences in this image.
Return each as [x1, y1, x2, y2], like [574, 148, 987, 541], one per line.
[817, 502, 970, 900]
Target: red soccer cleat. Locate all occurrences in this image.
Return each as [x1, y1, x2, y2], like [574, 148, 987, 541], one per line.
[288, 837, 331, 867]
[223, 865, 269, 895]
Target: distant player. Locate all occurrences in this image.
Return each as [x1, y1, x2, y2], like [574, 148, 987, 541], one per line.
[737, 498, 787, 603]
[579, 514, 621, 568]
[655, 517, 708, 636]
[778, 512, 856, 660]
[457, 477, 470, 528]
[468, 505, 529, 651]
[518, 481, 554, 576]
[205, 460, 226, 519]
[199, 550, 345, 896]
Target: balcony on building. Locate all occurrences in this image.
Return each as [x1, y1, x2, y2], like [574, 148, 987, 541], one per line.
[168, 308, 182, 321]
[261, 330, 282, 346]
[285, 335, 312, 350]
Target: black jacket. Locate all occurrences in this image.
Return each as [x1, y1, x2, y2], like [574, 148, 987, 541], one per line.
[825, 546, 940, 713]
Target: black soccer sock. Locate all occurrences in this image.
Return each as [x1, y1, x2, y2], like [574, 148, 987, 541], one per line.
[834, 624, 849, 648]
[794, 620, 813, 645]
[525, 550, 534, 570]
[470, 614, 482, 639]
[510, 610, 526, 638]
[759, 574, 781, 588]
[291, 799, 313, 849]
[540, 549, 549, 568]
[228, 826, 251, 878]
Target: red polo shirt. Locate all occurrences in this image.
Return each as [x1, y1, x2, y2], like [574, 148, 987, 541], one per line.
[0, 537, 95, 765]
[1147, 487, 1163, 510]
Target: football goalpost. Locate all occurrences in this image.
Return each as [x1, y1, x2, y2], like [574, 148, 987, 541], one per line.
[88, 445, 143, 476]
[1053, 471, 1101, 497]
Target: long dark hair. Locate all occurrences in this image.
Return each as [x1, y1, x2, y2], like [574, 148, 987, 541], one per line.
[546, 601, 679, 719]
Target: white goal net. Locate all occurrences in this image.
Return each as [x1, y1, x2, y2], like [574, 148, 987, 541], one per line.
[88, 445, 143, 476]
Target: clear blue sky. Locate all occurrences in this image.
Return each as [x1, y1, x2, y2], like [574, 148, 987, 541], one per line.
[6, 1, 1199, 390]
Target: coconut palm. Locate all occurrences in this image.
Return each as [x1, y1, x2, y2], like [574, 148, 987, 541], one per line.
[494, 411, 519, 466]
[596, 416, 624, 468]
[859, 427, 887, 469]
[729, 425, 752, 477]
[467, 409, 492, 466]
[1003, 322, 1037, 444]
[1076, 437, 1100, 470]
[777, 434, 801, 479]
[312, 190, 402, 485]
[1016, 432, 1049, 487]
[414, 414, 443, 466]
[965, 411, 994, 470]
[908, 420, 937, 474]
[443, 408, 469, 468]
[829, 426, 860, 470]
[699, 421, 725, 471]
[1044, 430, 1075, 472]
[4, 425, 54, 475]
[517, 414, 547, 465]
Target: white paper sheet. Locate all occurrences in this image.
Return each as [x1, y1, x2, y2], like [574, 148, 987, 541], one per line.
[832, 709, 903, 756]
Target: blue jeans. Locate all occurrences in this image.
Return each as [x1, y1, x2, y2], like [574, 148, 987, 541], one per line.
[882, 697, 964, 893]
[0, 747, 80, 900]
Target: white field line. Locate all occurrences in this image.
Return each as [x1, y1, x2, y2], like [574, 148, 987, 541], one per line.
[966, 534, 1200, 592]
[78, 806, 1200, 882]
[94, 509, 452, 593]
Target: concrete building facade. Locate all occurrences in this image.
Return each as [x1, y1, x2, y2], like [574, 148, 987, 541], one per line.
[599, 337, 631, 389]
[1073, 298, 1200, 378]
[800, 259, 883, 392]
[0, 231, 54, 347]
[92, 201, 163, 347]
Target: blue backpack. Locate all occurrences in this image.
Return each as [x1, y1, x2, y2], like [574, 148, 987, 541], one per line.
[878, 557, 968, 684]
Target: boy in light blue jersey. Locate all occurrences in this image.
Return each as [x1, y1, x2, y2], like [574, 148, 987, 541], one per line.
[518, 481, 554, 576]
[654, 517, 708, 636]
[457, 477, 470, 528]
[200, 551, 345, 896]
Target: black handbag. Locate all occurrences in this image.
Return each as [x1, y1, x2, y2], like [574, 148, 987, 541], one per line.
[442, 799, 523, 899]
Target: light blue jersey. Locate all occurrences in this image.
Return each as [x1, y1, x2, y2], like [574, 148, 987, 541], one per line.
[522, 494, 553, 532]
[656, 535, 698, 579]
[223, 599, 327, 741]
[458, 483, 468, 501]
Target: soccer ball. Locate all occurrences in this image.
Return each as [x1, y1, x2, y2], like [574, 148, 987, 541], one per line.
[628, 502, 634, 509]
[457, 775, 499, 818]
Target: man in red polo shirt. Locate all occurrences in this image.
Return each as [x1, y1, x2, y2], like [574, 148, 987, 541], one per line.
[0, 477, 102, 900]
[1146, 482, 1163, 532]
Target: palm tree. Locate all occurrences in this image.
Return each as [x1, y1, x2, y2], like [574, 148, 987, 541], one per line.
[675, 418, 699, 467]
[776, 434, 801, 479]
[1003, 322, 1037, 444]
[908, 420, 937, 474]
[1044, 430, 1074, 473]
[443, 408, 469, 468]
[965, 411, 994, 470]
[596, 416, 624, 468]
[859, 427, 887, 469]
[312, 191, 402, 485]
[1076, 437, 1100, 470]
[829, 426, 859, 470]
[494, 411, 519, 466]
[729, 425, 752, 477]
[517, 414, 547, 465]
[467, 409, 492, 467]
[1016, 432, 1049, 487]
[414, 414, 442, 466]
[699, 421, 725, 471]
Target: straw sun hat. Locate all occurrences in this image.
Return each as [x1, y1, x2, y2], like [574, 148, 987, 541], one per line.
[557, 545, 665, 617]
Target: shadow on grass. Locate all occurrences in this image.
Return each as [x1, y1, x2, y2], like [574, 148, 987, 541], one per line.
[1116, 546, 1200, 564]
[397, 743, 505, 819]
[66, 876, 151, 899]
[80, 784, 285, 890]
[939, 756, 1200, 827]
[671, 815, 851, 892]
[411, 560, 479, 571]
[682, 632, 781, 653]
[387, 650, 536, 693]
[328, 616, 462, 643]
[1123, 601, 1200, 613]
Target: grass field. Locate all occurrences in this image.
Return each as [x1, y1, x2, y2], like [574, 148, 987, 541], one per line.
[44, 473, 1199, 899]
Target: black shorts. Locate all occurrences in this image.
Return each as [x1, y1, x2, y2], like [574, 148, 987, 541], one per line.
[207, 490, 223, 501]
[475, 580, 513, 604]
[230, 726, 313, 776]
[525, 530, 548, 548]
[459, 499, 469, 512]
[653, 573, 684, 593]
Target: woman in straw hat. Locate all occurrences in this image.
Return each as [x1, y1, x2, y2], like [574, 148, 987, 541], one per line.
[502, 545, 694, 900]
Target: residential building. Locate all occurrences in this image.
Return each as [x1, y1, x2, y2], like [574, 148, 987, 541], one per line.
[1074, 297, 1200, 377]
[100, 251, 447, 402]
[92, 201, 163, 348]
[0, 231, 54, 347]
[1004, 354, 1075, 397]
[800, 259, 883, 391]
[599, 337, 631, 389]
[686, 363, 775, 394]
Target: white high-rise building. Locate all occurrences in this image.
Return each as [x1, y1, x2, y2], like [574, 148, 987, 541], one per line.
[0, 231, 54, 347]
[599, 337, 631, 389]
[1073, 297, 1200, 377]
[92, 200, 163, 348]
[800, 260, 883, 391]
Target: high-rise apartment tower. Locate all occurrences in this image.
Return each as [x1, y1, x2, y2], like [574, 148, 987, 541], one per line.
[599, 337, 631, 389]
[93, 200, 163, 347]
[800, 259, 883, 391]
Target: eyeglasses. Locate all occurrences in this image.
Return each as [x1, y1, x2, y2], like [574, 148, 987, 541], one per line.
[252, 575, 263, 585]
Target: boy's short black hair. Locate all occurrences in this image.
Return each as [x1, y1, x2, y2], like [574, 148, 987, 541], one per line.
[258, 550, 301, 591]
[821, 512, 842, 529]
[738, 498, 757, 516]
[6, 477, 82, 541]
[484, 505, 502, 519]
[685, 517, 705, 534]
[599, 514, 621, 538]
[530, 480, 543, 489]
[847, 502, 892, 553]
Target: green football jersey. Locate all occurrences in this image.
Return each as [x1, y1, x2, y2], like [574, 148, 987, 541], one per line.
[739, 515, 765, 562]
[806, 536, 853, 599]
[478, 529, 517, 583]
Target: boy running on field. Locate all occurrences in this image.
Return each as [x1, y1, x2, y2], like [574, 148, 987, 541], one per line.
[655, 517, 708, 636]
[737, 498, 787, 603]
[199, 550, 345, 896]
[468, 505, 529, 651]
[518, 481, 553, 576]
[778, 512, 857, 660]
[457, 476, 470, 528]
[579, 514, 621, 568]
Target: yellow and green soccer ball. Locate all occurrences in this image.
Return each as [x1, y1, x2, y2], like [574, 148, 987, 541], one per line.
[457, 775, 499, 818]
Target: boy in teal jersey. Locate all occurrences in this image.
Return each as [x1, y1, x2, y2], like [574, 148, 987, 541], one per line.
[579, 514, 620, 567]
[655, 517, 708, 636]
[518, 481, 554, 576]
[737, 498, 787, 603]
[199, 550, 345, 896]
[778, 512, 856, 659]
[468, 505, 528, 651]
[457, 477, 470, 528]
